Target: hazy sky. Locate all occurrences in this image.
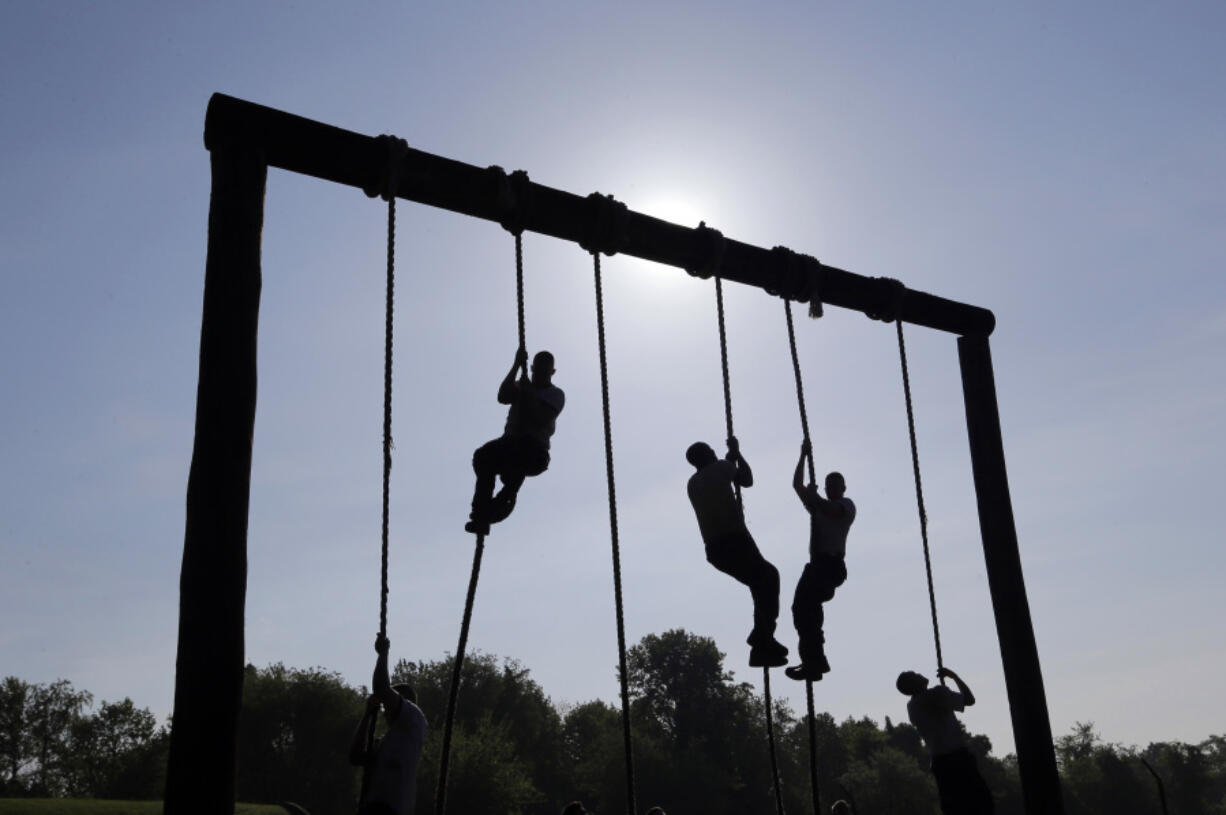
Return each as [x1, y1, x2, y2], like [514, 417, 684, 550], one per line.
[3, 3, 1224, 762]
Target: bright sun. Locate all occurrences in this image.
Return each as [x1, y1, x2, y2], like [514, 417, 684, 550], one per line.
[638, 196, 707, 229]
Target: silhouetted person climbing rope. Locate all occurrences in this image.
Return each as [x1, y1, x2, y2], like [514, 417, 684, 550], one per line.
[685, 436, 788, 667]
[467, 348, 565, 535]
[897, 667, 994, 815]
[349, 634, 427, 815]
[786, 440, 855, 682]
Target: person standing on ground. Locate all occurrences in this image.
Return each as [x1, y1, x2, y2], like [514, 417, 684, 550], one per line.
[896, 667, 994, 814]
[349, 635, 428, 815]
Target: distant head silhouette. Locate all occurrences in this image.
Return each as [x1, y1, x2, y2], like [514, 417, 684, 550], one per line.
[561, 802, 587, 815]
[825, 471, 846, 499]
[830, 801, 852, 815]
[686, 441, 717, 468]
[896, 670, 929, 696]
[530, 350, 555, 385]
[392, 683, 416, 705]
[646, 808, 667, 815]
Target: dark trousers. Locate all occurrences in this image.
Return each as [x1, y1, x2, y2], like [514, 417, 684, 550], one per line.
[705, 531, 780, 643]
[933, 747, 995, 814]
[471, 435, 549, 521]
[791, 554, 847, 666]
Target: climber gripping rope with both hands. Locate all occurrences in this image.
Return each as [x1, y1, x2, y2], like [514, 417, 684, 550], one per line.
[787, 439, 856, 682]
[466, 346, 565, 536]
[685, 435, 789, 668]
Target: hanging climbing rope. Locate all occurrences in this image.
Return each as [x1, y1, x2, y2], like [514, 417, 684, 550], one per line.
[868, 278, 946, 679]
[582, 191, 638, 815]
[777, 240, 831, 815]
[783, 295, 821, 815]
[361, 134, 409, 643]
[434, 167, 533, 815]
[362, 132, 409, 761]
[896, 317, 945, 679]
[691, 226, 785, 815]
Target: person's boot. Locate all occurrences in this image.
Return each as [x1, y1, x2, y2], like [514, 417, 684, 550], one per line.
[486, 486, 518, 524]
[785, 649, 831, 681]
[748, 636, 789, 668]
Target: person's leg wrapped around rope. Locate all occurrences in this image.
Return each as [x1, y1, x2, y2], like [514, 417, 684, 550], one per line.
[470, 437, 508, 526]
[705, 531, 788, 666]
[789, 554, 847, 679]
[471, 435, 551, 531]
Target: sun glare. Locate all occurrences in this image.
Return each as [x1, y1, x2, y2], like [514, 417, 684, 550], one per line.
[638, 196, 707, 229]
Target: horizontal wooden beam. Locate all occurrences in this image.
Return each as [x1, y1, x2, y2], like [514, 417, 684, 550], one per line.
[205, 92, 994, 336]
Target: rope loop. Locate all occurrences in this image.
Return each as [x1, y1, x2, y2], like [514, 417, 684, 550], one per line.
[766, 245, 799, 299]
[363, 134, 410, 201]
[865, 276, 907, 323]
[769, 246, 825, 319]
[802, 254, 824, 319]
[488, 165, 533, 235]
[685, 221, 725, 279]
[580, 192, 630, 256]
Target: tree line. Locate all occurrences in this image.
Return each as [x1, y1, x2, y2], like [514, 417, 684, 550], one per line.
[3, 630, 1223, 813]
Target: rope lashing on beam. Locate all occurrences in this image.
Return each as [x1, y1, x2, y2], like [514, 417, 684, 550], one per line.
[586, 221, 638, 815]
[580, 192, 630, 257]
[768, 246, 825, 319]
[362, 134, 410, 202]
[685, 221, 726, 280]
[864, 276, 906, 324]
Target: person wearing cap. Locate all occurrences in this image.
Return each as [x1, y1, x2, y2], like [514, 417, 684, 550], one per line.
[466, 347, 565, 535]
[786, 440, 856, 682]
[349, 634, 427, 815]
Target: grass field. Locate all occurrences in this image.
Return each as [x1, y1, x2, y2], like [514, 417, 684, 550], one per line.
[0, 802, 284, 815]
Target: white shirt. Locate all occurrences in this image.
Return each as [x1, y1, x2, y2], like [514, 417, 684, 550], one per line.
[906, 685, 967, 757]
[504, 381, 565, 448]
[363, 700, 427, 814]
[810, 496, 856, 558]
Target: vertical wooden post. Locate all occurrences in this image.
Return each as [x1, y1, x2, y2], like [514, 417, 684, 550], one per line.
[957, 334, 1064, 814]
[164, 145, 266, 815]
